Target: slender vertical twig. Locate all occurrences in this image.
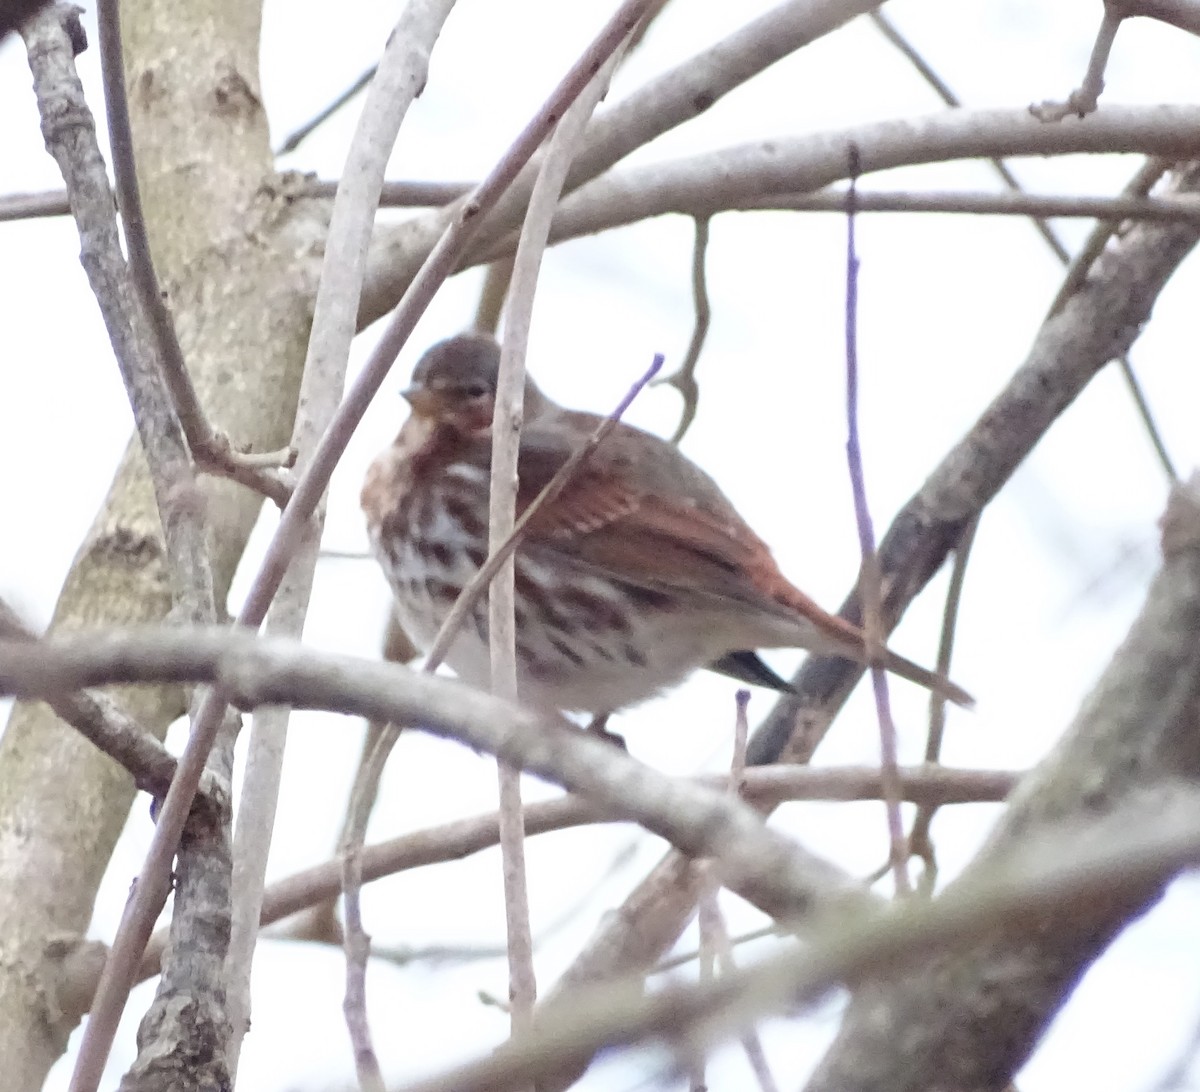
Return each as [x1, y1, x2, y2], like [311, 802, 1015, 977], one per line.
[843, 150, 910, 896]
[224, 4, 459, 1083]
[908, 517, 978, 895]
[489, 35, 635, 1034]
[656, 215, 711, 443]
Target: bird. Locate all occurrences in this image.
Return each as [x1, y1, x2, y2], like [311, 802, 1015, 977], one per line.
[361, 333, 971, 734]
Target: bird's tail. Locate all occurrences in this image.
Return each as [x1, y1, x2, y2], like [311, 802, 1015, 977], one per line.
[770, 583, 973, 708]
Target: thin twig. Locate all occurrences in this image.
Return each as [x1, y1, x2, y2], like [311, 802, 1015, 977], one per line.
[0, 188, 69, 219]
[96, 0, 294, 509]
[692, 879, 717, 1091]
[20, 182, 1200, 228]
[710, 906, 782, 1092]
[909, 517, 978, 895]
[1030, 3, 1124, 121]
[656, 215, 710, 443]
[868, 8, 1070, 262]
[740, 187, 1200, 225]
[95, 0, 208, 460]
[652, 923, 785, 977]
[842, 154, 909, 896]
[1044, 158, 1177, 481]
[690, 690, 778, 1091]
[341, 726, 390, 1092]
[488, 36, 631, 1040]
[869, 14, 1176, 486]
[0, 179, 472, 223]
[276, 63, 378, 155]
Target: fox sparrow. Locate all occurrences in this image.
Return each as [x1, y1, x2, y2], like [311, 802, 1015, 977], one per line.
[361, 334, 971, 725]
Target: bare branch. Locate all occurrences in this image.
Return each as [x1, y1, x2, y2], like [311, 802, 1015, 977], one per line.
[0, 626, 879, 925]
[656, 215, 711, 444]
[223, 3, 460, 1082]
[534, 106, 1200, 247]
[1117, 0, 1200, 34]
[22, 5, 215, 629]
[842, 165, 909, 895]
[0, 187, 69, 219]
[361, 0, 889, 325]
[0, 604, 178, 797]
[396, 787, 1200, 1092]
[96, 0, 294, 509]
[488, 38, 632, 1035]
[44, 762, 1017, 1006]
[908, 516, 977, 893]
[0, 179, 471, 223]
[21, 8, 236, 1088]
[1030, 4, 1124, 121]
[805, 474, 1200, 1092]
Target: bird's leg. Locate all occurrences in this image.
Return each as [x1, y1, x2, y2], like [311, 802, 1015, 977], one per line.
[584, 713, 627, 750]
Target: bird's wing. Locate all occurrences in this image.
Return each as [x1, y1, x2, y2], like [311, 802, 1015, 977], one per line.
[507, 421, 973, 706]
[512, 423, 801, 613]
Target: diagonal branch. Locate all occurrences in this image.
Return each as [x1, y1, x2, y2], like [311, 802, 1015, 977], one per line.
[360, 0, 889, 325]
[221, 3, 460, 1085]
[95, 0, 293, 508]
[804, 473, 1200, 1091]
[535, 161, 1200, 1087]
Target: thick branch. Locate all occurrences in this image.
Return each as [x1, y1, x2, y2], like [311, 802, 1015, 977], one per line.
[805, 474, 1200, 1091]
[0, 627, 873, 926]
[395, 787, 1200, 1092]
[539, 161, 1200, 1080]
[535, 105, 1200, 248]
[0, 0, 314, 1084]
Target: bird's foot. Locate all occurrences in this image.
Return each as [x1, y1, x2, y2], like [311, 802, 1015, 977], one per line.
[584, 714, 627, 750]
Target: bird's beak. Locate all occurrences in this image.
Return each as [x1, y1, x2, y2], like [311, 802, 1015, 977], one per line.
[401, 384, 442, 417]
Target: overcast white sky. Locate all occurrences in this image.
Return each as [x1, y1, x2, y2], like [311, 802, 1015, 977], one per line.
[5, 1, 1200, 1088]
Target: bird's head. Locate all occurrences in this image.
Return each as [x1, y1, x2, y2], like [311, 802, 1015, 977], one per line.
[403, 333, 548, 435]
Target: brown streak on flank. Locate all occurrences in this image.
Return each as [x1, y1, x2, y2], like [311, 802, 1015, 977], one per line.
[621, 584, 676, 611]
[558, 587, 630, 633]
